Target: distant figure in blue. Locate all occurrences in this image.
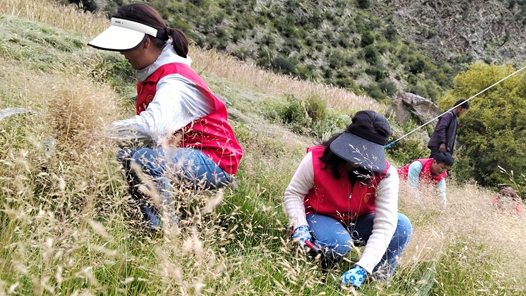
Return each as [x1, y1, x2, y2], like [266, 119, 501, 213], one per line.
[427, 99, 469, 158]
[398, 152, 453, 208]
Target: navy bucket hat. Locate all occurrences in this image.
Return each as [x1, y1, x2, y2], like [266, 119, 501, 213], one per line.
[330, 111, 390, 173]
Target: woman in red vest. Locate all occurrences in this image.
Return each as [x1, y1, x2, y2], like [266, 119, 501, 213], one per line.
[88, 3, 243, 229]
[284, 111, 412, 288]
[397, 152, 453, 208]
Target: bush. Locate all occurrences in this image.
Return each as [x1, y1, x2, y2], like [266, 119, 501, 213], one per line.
[387, 118, 429, 165]
[407, 82, 429, 99]
[441, 63, 526, 187]
[409, 58, 426, 74]
[363, 44, 379, 64]
[357, 0, 371, 9]
[62, 0, 98, 11]
[361, 31, 375, 47]
[189, 0, 209, 7]
[265, 94, 348, 139]
[364, 84, 386, 100]
[91, 53, 135, 93]
[305, 37, 315, 47]
[328, 50, 345, 69]
[271, 56, 299, 75]
[365, 66, 387, 81]
[378, 80, 399, 97]
[384, 25, 398, 42]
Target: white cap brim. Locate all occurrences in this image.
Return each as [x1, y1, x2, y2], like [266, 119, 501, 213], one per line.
[88, 18, 158, 52]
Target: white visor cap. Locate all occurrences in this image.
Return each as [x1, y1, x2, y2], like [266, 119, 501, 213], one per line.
[88, 18, 159, 51]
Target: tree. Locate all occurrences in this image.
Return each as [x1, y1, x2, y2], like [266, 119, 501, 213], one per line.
[440, 63, 526, 186]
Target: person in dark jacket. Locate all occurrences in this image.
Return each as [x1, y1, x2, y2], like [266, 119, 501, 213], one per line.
[427, 99, 469, 158]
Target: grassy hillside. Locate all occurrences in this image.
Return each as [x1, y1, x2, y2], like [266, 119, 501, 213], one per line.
[1, 0, 526, 295]
[62, 0, 526, 105]
[60, 0, 459, 103]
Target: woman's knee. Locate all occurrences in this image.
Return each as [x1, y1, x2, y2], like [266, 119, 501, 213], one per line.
[313, 230, 352, 259]
[316, 233, 352, 265]
[394, 213, 413, 244]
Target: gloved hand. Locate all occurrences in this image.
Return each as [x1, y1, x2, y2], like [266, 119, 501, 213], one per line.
[341, 265, 367, 288]
[291, 225, 312, 249]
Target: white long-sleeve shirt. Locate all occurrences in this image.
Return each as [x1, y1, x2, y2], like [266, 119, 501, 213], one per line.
[283, 151, 399, 273]
[406, 161, 447, 207]
[109, 41, 213, 145]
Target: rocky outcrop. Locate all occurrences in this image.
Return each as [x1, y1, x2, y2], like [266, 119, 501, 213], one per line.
[387, 92, 440, 126]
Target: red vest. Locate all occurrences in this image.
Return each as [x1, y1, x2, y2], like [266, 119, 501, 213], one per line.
[304, 145, 389, 222]
[397, 158, 447, 184]
[136, 63, 243, 175]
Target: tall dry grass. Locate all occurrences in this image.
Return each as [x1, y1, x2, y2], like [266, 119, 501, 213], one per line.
[0, 54, 235, 294]
[398, 179, 526, 292]
[0, 0, 107, 36]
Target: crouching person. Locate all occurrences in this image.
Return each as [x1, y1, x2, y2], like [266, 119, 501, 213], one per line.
[88, 3, 243, 229]
[491, 187, 523, 214]
[398, 152, 453, 208]
[283, 110, 412, 289]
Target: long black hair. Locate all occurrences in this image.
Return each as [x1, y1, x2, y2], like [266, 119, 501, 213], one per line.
[113, 3, 189, 58]
[319, 110, 391, 182]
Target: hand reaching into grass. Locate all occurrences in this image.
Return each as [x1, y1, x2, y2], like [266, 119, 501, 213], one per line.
[341, 265, 367, 288]
[291, 225, 312, 250]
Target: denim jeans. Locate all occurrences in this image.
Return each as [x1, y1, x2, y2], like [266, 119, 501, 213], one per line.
[117, 147, 233, 228]
[306, 213, 412, 277]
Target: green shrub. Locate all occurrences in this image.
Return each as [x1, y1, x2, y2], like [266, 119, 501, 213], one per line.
[364, 84, 386, 100]
[335, 77, 356, 89]
[357, 0, 371, 9]
[264, 94, 348, 139]
[441, 63, 526, 187]
[345, 56, 357, 67]
[435, 71, 452, 87]
[305, 36, 315, 47]
[384, 25, 398, 41]
[173, 19, 192, 32]
[407, 74, 418, 85]
[233, 48, 252, 61]
[91, 53, 135, 93]
[363, 44, 379, 64]
[337, 33, 351, 48]
[271, 56, 299, 75]
[189, 0, 209, 7]
[378, 80, 399, 97]
[328, 50, 345, 69]
[409, 58, 426, 74]
[361, 31, 375, 47]
[62, 0, 98, 11]
[424, 81, 441, 102]
[407, 82, 429, 99]
[387, 118, 429, 165]
[365, 66, 387, 81]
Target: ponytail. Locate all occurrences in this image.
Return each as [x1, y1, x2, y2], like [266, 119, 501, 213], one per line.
[166, 27, 189, 58]
[114, 3, 189, 58]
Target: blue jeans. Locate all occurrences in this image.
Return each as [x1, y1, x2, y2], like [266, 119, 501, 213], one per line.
[117, 147, 233, 228]
[307, 213, 412, 277]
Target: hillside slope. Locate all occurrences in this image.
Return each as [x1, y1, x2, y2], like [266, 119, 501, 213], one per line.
[72, 0, 526, 103]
